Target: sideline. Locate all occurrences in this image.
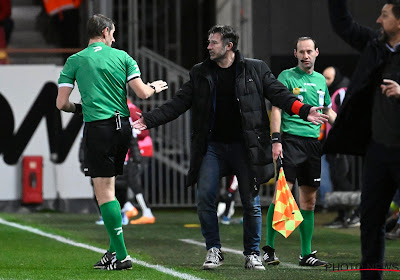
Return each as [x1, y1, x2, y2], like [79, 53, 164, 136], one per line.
[0, 217, 204, 280]
[179, 238, 311, 270]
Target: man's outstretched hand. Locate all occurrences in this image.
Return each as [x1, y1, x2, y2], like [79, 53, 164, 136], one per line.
[132, 112, 147, 130]
[381, 79, 400, 99]
[307, 106, 329, 125]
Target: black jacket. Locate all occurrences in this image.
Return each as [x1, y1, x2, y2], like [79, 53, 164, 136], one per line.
[324, 0, 391, 155]
[143, 51, 300, 186]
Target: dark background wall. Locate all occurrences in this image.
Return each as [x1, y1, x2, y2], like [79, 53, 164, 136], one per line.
[252, 0, 385, 78]
[113, 0, 386, 78]
[181, 0, 216, 69]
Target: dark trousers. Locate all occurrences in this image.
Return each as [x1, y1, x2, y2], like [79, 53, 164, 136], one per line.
[115, 161, 145, 206]
[196, 141, 261, 255]
[360, 141, 400, 280]
[327, 154, 354, 191]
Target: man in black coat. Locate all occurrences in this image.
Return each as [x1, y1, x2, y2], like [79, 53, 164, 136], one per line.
[133, 25, 327, 270]
[325, 1, 400, 279]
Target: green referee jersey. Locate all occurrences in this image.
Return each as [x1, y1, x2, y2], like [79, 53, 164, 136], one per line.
[278, 66, 331, 138]
[58, 42, 141, 122]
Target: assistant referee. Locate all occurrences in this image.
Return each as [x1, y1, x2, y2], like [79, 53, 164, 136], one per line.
[263, 37, 336, 268]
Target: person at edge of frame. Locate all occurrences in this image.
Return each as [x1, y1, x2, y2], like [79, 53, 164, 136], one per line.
[325, 1, 400, 279]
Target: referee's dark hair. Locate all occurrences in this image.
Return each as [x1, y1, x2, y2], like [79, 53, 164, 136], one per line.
[208, 25, 239, 51]
[87, 14, 115, 39]
[295, 37, 317, 50]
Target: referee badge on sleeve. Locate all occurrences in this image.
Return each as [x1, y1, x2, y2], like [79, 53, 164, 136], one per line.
[317, 90, 325, 106]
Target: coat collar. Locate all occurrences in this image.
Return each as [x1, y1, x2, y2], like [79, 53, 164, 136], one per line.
[199, 50, 245, 79]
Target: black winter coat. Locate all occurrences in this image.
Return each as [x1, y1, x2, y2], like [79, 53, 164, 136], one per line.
[143, 51, 300, 187]
[324, 0, 391, 155]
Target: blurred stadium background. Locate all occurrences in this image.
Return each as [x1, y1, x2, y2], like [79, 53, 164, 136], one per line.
[1, 1, 399, 279]
[0, 0, 378, 213]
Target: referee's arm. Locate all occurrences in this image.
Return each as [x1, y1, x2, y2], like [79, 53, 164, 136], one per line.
[323, 107, 337, 126]
[270, 106, 283, 161]
[128, 77, 168, 99]
[56, 86, 79, 113]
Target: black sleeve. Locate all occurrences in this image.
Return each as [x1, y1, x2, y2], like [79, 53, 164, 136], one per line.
[328, 0, 378, 52]
[142, 70, 194, 129]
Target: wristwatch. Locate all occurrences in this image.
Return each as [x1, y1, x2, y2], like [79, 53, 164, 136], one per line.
[149, 84, 156, 94]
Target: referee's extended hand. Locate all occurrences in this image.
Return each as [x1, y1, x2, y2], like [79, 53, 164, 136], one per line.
[148, 80, 169, 93]
[132, 112, 147, 130]
[307, 106, 329, 125]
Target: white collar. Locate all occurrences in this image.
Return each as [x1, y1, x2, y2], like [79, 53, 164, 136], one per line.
[386, 42, 400, 52]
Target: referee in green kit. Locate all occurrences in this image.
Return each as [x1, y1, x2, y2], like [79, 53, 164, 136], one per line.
[56, 14, 167, 270]
[263, 37, 336, 267]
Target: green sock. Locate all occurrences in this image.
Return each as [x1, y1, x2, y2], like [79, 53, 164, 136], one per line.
[107, 198, 117, 254]
[109, 238, 115, 254]
[299, 209, 314, 257]
[100, 200, 127, 260]
[266, 203, 277, 248]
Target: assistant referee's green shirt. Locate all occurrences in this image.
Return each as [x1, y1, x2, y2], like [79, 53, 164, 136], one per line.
[58, 42, 141, 122]
[278, 66, 331, 138]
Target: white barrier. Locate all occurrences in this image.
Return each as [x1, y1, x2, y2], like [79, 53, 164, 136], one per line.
[0, 65, 92, 206]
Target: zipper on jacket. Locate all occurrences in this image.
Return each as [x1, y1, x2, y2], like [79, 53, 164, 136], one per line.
[235, 76, 260, 190]
[236, 95, 259, 190]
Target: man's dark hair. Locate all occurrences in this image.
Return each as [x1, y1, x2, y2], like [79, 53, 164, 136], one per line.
[387, 0, 400, 19]
[294, 36, 318, 50]
[87, 14, 115, 39]
[208, 25, 239, 51]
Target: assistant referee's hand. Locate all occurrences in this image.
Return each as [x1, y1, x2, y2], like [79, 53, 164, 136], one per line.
[74, 103, 82, 114]
[272, 143, 283, 161]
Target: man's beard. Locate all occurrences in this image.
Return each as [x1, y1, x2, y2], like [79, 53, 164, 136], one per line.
[378, 27, 389, 42]
[210, 51, 227, 62]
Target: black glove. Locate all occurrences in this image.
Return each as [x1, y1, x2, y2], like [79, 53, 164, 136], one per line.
[74, 103, 82, 114]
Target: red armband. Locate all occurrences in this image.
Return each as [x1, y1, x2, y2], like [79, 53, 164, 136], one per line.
[291, 100, 303, 115]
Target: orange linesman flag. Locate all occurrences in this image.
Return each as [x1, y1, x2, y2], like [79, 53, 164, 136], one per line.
[272, 167, 303, 238]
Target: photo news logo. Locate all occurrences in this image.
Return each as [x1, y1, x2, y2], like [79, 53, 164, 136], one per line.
[326, 262, 400, 273]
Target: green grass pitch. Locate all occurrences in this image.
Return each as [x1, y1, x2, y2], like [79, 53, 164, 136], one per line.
[1, 209, 400, 280]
